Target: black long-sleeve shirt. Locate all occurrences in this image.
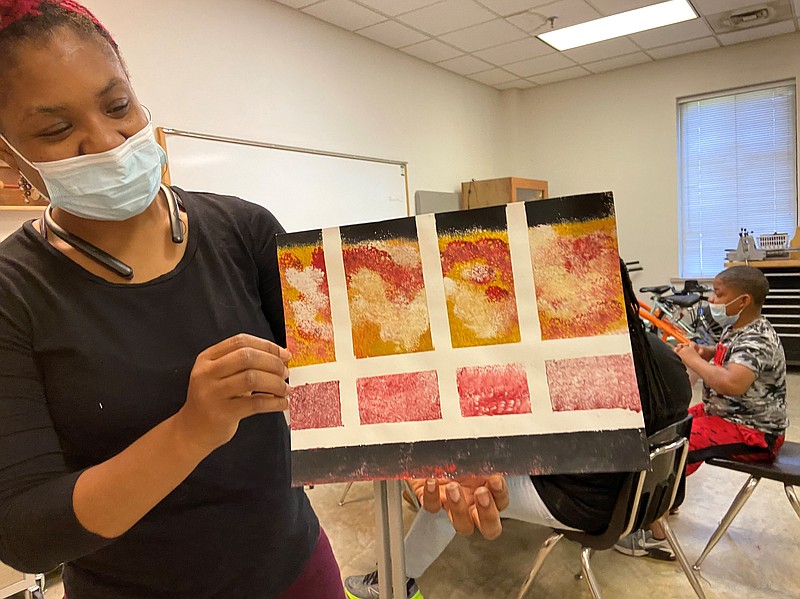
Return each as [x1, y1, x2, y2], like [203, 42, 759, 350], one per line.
[0, 190, 319, 598]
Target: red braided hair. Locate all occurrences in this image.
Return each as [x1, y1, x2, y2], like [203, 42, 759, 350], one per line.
[0, 0, 115, 45]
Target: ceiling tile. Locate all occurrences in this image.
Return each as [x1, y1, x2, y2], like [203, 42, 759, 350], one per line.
[588, 0, 655, 16]
[509, 0, 601, 32]
[505, 52, 576, 76]
[467, 67, 518, 85]
[439, 18, 528, 52]
[647, 36, 720, 59]
[400, 39, 463, 62]
[302, 0, 385, 30]
[357, 20, 429, 47]
[397, 0, 496, 36]
[474, 37, 555, 65]
[717, 19, 797, 45]
[437, 54, 494, 75]
[691, 0, 774, 14]
[273, 0, 322, 8]
[494, 78, 536, 89]
[562, 37, 640, 63]
[528, 65, 590, 84]
[584, 51, 652, 73]
[475, 0, 549, 17]
[354, 0, 442, 16]
[629, 17, 714, 48]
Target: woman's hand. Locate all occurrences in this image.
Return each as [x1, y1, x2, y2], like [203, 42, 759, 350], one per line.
[175, 333, 291, 453]
[409, 476, 509, 540]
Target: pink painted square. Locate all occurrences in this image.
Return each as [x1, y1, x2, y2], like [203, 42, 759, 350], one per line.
[546, 354, 641, 412]
[357, 371, 442, 425]
[457, 364, 531, 417]
[289, 381, 343, 430]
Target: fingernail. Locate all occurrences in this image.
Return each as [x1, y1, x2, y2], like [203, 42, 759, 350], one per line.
[490, 478, 503, 492]
[426, 479, 436, 493]
[476, 489, 491, 508]
[446, 483, 460, 503]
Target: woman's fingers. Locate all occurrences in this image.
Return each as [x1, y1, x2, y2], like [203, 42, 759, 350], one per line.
[472, 487, 503, 540]
[486, 475, 509, 512]
[234, 393, 290, 417]
[444, 482, 474, 536]
[421, 479, 441, 514]
[215, 369, 289, 399]
[204, 333, 291, 364]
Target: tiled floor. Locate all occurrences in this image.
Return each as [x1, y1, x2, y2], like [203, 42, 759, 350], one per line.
[44, 373, 799, 599]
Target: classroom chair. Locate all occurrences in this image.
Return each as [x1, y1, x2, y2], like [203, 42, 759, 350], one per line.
[693, 440, 800, 571]
[517, 415, 706, 599]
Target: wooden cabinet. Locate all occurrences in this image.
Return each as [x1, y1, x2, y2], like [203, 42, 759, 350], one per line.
[460, 177, 548, 210]
[726, 259, 800, 366]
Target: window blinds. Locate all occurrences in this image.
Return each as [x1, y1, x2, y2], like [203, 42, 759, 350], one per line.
[679, 82, 797, 278]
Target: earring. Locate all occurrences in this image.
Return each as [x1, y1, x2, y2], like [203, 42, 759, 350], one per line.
[18, 176, 32, 204]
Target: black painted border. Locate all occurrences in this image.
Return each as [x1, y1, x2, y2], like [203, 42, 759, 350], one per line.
[291, 428, 648, 485]
[525, 191, 615, 227]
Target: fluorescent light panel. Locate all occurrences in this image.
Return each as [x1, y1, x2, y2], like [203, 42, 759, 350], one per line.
[537, 0, 697, 51]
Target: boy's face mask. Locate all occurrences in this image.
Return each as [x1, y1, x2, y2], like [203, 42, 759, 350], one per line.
[709, 295, 746, 328]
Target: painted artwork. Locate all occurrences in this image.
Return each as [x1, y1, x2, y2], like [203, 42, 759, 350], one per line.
[457, 364, 531, 417]
[527, 193, 627, 340]
[277, 230, 336, 367]
[277, 192, 648, 485]
[341, 220, 434, 358]
[289, 381, 342, 430]
[357, 371, 442, 425]
[546, 355, 641, 412]
[436, 208, 520, 348]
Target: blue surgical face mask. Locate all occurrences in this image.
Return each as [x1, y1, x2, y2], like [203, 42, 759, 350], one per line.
[709, 295, 746, 328]
[0, 119, 167, 221]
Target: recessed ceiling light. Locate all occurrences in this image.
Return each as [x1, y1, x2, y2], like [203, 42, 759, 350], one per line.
[537, 0, 697, 51]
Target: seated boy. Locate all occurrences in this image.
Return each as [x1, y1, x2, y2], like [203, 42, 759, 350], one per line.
[674, 265, 788, 476]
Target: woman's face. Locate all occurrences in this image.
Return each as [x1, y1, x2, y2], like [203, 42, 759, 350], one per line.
[0, 27, 146, 192]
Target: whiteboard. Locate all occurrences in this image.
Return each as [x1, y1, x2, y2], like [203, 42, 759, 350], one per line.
[161, 130, 409, 233]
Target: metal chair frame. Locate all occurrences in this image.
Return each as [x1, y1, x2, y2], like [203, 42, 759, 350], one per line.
[693, 441, 800, 571]
[517, 419, 705, 599]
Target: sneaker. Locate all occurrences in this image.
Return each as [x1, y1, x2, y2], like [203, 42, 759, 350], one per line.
[613, 530, 676, 561]
[344, 570, 423, 599]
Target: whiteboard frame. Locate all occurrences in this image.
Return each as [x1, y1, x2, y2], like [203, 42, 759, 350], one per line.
[156, 127, 411, 217]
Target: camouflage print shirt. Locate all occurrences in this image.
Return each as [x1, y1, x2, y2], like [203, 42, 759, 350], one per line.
[703, 316, 788, 436]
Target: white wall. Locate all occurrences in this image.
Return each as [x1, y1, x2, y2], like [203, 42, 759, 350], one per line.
[81, 0, 504, 203]
[502, 33, 800, 287]
[12, 1, 798, 286]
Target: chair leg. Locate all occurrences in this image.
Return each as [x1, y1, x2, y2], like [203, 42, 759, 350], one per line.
[693, 475, 760, 570]
[580, 547, 602, 599]
[516, 531, 563, 599]
[658, 516, 706, 599]
[338, 481, 354, 506]
[785, 485, 800, 520]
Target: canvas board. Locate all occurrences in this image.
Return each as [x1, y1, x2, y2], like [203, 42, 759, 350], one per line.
[277, 192, 649, 484]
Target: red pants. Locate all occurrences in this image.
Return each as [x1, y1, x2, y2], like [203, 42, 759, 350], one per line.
[686, 404, 784, 475]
